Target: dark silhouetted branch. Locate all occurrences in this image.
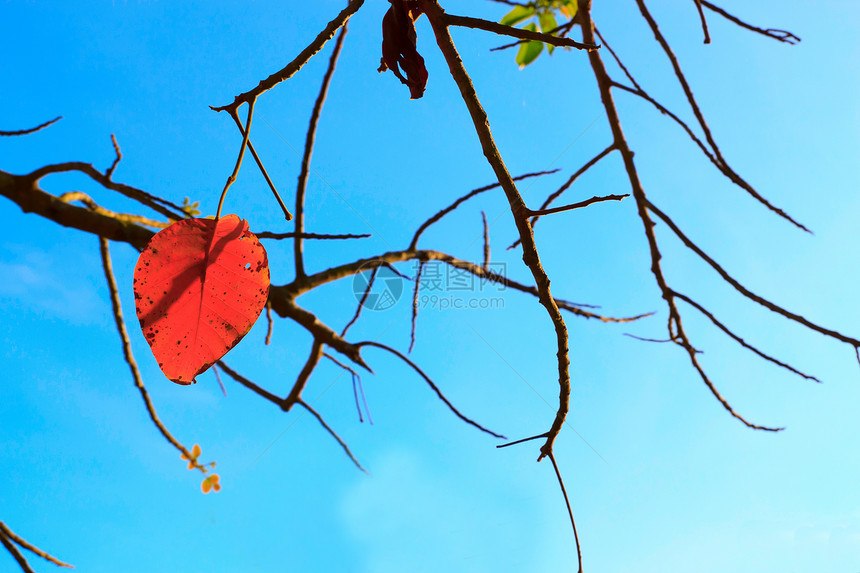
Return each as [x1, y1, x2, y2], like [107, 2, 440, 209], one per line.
[701, 1, 800, 44]
[0, 116, 62, 136]
[295, 24, 349, 277]
[298, 399, 366, 472]
[359, 341, 506, 439]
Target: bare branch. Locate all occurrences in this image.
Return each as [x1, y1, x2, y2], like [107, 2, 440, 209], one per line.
[217, 360, 285, 408]
[672, 290, 820, 382]
[228, 108, 292, 221]
[99, 237, 204, 464]
[509, 146, 615, 250]
[258, 231, 370, 240]
[59, 191, 168, 230]
[295, 24, 349, 277]
[341, 267, 378, 337]
[105, 134, 123, 179]
[409, 169, 559, 251]
[409, 262, 423, 353]
[0, 521, 73, 570]
[547, 452, 583, 573]
[580, 4, 774, 432]
[481, 211, 490, 271]
[358, 341, 506, 439]
[496, 432, 549, 449]
[26, 162, 185, 221]
[692, 0, 711, 44]
[0, 530, 34, 573]
[526, 193, 628, 217]
[216, 99, 256, 219]
[285, 340, 325, 407]
[633, 0, 809, 233]
[264, 302, 274, 346]
[298, 399, 367, 473]
[443, 12, 597, 51]
[646, 200, 860, 348]
[701, 1, 800, 44]
[0, 116, 62, 136]
[211, 0, 365, 113]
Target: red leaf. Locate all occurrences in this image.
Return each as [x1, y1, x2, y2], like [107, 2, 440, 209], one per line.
[133, 215, 270, 384]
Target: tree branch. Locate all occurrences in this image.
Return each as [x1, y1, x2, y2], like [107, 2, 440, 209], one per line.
[211, 0, 365, 113]
[295, 24, 349, 278]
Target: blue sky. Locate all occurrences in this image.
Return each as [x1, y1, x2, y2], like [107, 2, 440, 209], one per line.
[2, 1, 860, 571]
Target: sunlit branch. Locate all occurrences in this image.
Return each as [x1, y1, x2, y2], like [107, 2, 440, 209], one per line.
[211, 0, 365, 112]
[0, 521, 73, 571]
[295, 24, 349, 277]
[443, 12, 597, 51]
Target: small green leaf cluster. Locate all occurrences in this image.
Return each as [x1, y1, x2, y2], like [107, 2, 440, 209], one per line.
[499, 0, 578, 68]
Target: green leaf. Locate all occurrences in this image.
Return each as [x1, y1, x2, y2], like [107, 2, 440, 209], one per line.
[516, 24, 543, 68]
[538, 11, 558, 34]
[500, 5, 535, 27]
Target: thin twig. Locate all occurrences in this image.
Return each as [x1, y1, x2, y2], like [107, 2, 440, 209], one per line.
[409, 262, 423, 353]
[105, 134, 123, 179]
[633, 0, 809, 233]
[285, 340, 325, 407]
[265, 302, 274, 345]
[295, 24, 349, 277]
[216, 98, 256, 220]
[692, 0, 711, 44]
[496, 432, 549, 449]
[211, 0, 365, 112]
[444, 12, 597, 51]
[212, 364, 228, 396]
[341, 267, 378, 336]
[257, 231, 370, 240]
[217, 360, 285, 407]
[359, 341, 506, 439]
[298, 399, 367, 472]
[646, 199, 860, 348]
[0, 521, 73, 570]
[673, 290, 820, 382]
[509, 146, 615, 250]
[580, 2, 776, 432]
[700, 1, 800, 44]
[409, 169, 559, 251]
[491, 21, 575, 52]
[423, 0, 569, 460]
[228, 110, 292, 220]
[547, 452, 583, 573]
[481, 211, 490, 271]
[526, 193, 628, 217]
[0, 530, 33, 573]
[0, 116, 62, 136]
[27, 162, 185, 220]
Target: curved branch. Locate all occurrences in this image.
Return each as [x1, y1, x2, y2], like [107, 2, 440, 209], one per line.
[358, 341, 505, 439]
[633, 0, 809, 233]
[443, 12, 598, 51]
[0, 116, 62, 137]
[295, 24, 349, 277]
[409, 168, 559, 251]
[700, 1, 800, 44]
[211, 0, 365, 113]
